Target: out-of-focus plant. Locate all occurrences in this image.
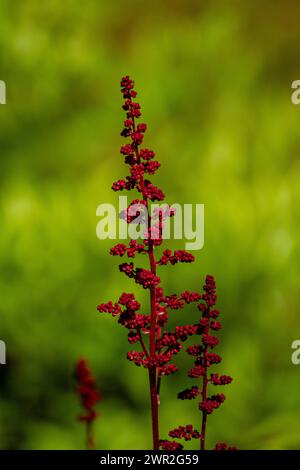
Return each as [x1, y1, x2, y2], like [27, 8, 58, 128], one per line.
[75, 358, 101, 449]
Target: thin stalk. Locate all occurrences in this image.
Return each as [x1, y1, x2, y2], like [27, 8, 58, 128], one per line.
[131, 116, 159, 450]
[148, 244, 159, 449]
[86, 421, 95, 450]
[139, 331, 150, 362]
[148, 366, 159, 449]
[200, 346, 208, 450]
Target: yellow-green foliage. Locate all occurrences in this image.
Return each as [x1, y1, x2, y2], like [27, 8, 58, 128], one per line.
[0, 0, 299, 450]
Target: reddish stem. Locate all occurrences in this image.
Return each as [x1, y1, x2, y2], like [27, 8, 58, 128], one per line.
[86, 421, 95, 450]
[200, 346, 208, 450]
[139, 331, 150, 362]
[148, 366, 159, 449]
[148, 246, 157, 357]
[131, 115, 159, 450]
[148, 242, 159, 449]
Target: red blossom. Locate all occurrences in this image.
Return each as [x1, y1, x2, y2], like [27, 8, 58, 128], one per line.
[143, 180, 165, 202]
[169, 425, 200, 441]
[210, 374, 233, 385]
[158, 363, 178, 377]
[180, 291, 202, 303]
[214, 443, 237, 451]
[97, 301, 121, 317]
[140, 148, 155, 160]
[159, 440, 183, 450]
[188, 365, 206, 378]
[178, 386, 201, 400]
[120, 143, 133, 155]
[157, 249, 195, 266]
[144, 160, 160, 175]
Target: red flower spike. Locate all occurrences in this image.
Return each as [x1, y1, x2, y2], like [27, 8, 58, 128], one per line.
[98, 77, 235, 451]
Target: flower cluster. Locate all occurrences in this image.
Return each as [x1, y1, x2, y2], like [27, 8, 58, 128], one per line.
[157, 249, 195, 266]
[110, 240, 145, 258]
[214, 443, 237, 451]
[159, 440, 183, 451]
[169, 425, 200, 441]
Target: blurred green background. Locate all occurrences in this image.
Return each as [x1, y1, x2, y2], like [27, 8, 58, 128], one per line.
[1, 0, 300, 450]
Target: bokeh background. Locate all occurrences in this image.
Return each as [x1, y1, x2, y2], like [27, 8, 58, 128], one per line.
[0, 0, 300, 450]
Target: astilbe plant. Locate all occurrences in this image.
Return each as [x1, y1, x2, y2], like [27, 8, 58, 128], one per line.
[97, 76, 235, 450]
[75, 358, 101, 449]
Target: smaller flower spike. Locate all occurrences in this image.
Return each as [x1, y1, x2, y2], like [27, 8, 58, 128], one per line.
[163, 276, 235, 450]
[74, 358, 101, 449]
